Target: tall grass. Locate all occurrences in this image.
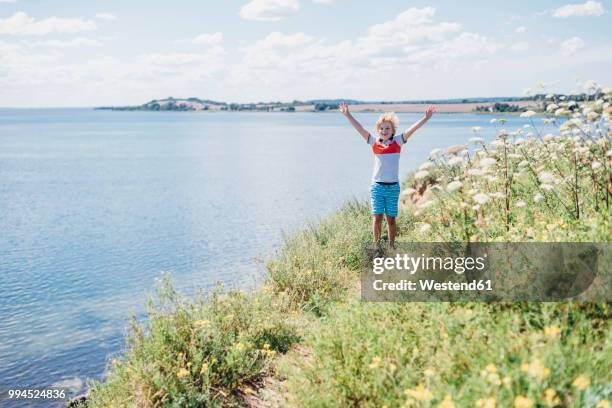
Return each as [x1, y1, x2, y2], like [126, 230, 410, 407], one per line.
[86, 87, 611, 407]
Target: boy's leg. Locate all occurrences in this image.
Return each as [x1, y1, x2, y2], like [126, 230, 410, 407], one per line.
[373, 214, 384, 243]
[385, 215, 396, 248]
[370, 183, 385, 243]
[384, 184, 401, 248]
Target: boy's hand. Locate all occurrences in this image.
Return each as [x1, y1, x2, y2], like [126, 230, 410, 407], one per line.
[339, 102, 350, 116]
[425, 105, 436, 120]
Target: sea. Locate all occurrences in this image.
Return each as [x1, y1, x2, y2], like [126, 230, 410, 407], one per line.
[0, 109, 554, 406]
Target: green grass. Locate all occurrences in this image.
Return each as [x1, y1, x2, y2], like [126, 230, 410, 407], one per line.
[87, 94, 611, 407]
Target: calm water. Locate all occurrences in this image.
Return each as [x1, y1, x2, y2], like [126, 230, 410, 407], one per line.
[0, 109, 549, 405]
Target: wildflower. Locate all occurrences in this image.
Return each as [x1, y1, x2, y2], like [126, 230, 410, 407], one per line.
[412, 346, 419, 356]
[554, 108, 566, 116]
[200, 363, 209, 374]
[546, 103, 559, 112]
[608, 150, 612, 158]
[473, 193, 489, 205]
[544, 389, 560, 406]
[491, 192, 505, 199]
[541, 184, 554, 191]
[476, 397, 496, 408]
[490, 140, 504, 148]
[369, 356, 381, 369]
[572, 375, 590, 390]
[415, 170, 429, 180]
[402, 188, 417, 196]
[419, 161, 434, 170]
[515, 138, 526, 145]
[417, 200, 434, 210]
[424, 368, 435, 377]
[596, 400, 611, 408]
[234, 342, 245, 351]
[389, 363, 397, 373]
[447, 181, 462, 192]
[516, 201, 526, 208]
[447, 157, 464, 167]
[490, 118, 497, 124]
[592, 161, 602, 170]
[419, 224, 432, 233]
[514, 395, 534, 408]
[543, 134, 555, 142]
[520, 110, 536, 118]
[469, 137, 484, 144]
[437, 395, 455, 408]
[194, 319, 210, 327]
[508, 153, 522, 159]
[538, 171, 555, 184]
[543, 326, 561, 338]
[518, 160, 529, 168]
[471, 126, 482, 132]
[429, 148, 442, 157]
[468, 168, 485, 177]
[479, 157, 497, 168]
[404, 384, 433, 401]
[534, 193, 544, 202]
[177, 367, 190, 379]
[522, 359, 550, 380]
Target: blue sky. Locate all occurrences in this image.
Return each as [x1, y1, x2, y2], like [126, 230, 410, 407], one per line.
[0, 0, 611, 106]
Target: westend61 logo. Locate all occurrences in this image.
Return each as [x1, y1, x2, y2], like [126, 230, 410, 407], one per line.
[361, 243, 611, 302]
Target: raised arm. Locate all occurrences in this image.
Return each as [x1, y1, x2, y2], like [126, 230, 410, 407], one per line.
[402, 105, 436, 142]
[339, 102, 370, 142]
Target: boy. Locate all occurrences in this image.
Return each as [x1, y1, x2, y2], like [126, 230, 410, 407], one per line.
[339, 102, 435, 249]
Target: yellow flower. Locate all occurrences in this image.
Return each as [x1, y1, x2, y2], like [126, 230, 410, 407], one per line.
[389, 363, 397, 373]
[485, 363, 498, 373]
[514, 395, 534, 408]
[200, 363, 209, 374]
[596, 400, 611, 408]
[234, 342, 245, 351]
[412, 346, 420, 356]
[476, 397, 496, 408]
[404, 384, 433, 401]
[502, 376, 512, 387]
[543, 326, 561, 338]
[437, 395, 455, 408]
[544, 389, 560, 406]
[262, 343, 271, 350]
[572, 375, 590, 390]
[369, 356, 381, 369]
[523, 359, 550, 380]
[177, 368, 189, 379]
[194, 319, 210, 327]
[424, 368, 435, 377]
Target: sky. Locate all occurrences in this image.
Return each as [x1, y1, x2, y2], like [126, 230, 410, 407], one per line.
[0, 0, 611, 107]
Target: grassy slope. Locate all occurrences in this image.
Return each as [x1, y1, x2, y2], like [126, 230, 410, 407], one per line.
[87, 110, 611, 407]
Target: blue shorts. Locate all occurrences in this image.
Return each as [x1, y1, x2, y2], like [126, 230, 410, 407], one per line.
[370, 182, 400, 217]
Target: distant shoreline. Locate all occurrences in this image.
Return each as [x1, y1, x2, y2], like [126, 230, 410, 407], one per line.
[96, 100, 537, 114]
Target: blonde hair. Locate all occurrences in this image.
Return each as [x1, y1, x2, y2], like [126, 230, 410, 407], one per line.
[375, 112, 400, 135]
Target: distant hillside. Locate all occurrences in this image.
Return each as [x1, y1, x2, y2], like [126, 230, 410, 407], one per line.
[96, 93, 600, 112]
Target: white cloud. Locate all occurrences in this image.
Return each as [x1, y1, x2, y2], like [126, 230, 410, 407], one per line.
[239, 0, 299, 21]
[192, 32, 223, 45]
[95, 12, 117, 20]
[0, 11, 97, 36]
[32, 37, 103, 48]
[560, 36, 585, 56]
[552, 1, 604, 17]
[233, 7, 499, 89]
[515, 26, 526, 33]
[0, 0, 18, 3]
[313, 0, 334, 4]
[510, 41, 529, 51]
